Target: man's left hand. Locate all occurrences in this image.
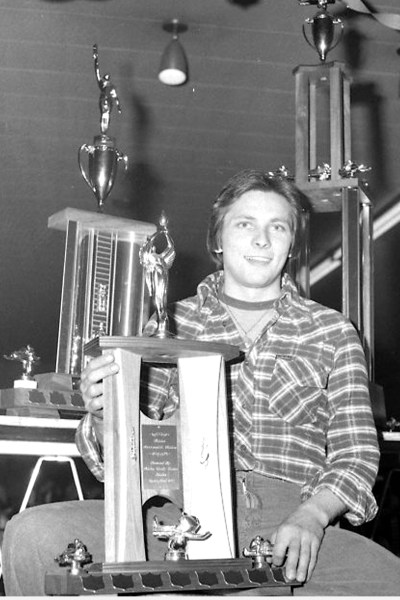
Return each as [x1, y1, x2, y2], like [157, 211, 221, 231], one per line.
[270, 489, 346, 583]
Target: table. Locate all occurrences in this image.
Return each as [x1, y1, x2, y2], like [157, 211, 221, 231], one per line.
[0, 415, 81, 457]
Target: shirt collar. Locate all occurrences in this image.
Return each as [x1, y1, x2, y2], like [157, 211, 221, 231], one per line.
[279, 272, 312, 319]
[196, 270, 308, 313]
[196, 270, 224, 309]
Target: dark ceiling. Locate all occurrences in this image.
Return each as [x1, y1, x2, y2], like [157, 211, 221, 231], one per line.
[1, 0, 400, 413]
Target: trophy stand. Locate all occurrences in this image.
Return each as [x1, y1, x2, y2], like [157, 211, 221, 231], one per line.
[44, 213, 296, 595]
[86, 336, 239, 564]
[45, 335, 298, 595]
[293, 61, 374, 378]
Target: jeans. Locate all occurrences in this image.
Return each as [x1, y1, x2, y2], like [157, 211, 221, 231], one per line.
[3, 473, 400, 596]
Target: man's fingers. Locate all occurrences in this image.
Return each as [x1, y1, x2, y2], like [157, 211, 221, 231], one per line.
[306, 540, 319, 581]
[80, 352, 119, 413]
[293, 540, 311, 583]
[279, 538, 301, 581]
[271, 525, 321, 583]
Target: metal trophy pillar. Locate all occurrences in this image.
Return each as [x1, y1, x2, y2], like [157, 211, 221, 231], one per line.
[293, 60, 374, 377]
[48, 209, 156, 378]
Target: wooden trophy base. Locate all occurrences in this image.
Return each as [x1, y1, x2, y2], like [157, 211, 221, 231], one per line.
[45, 557, 295, 595]
[84, 336, 240, 565]
[44, 336, 298, 595]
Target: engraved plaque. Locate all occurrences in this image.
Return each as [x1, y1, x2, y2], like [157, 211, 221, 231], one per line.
[141, 423, 180, 491]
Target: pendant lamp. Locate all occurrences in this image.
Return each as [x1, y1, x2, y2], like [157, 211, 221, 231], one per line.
[158, 19, 188, 86]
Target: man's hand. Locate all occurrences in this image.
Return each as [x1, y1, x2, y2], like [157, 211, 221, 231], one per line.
[270, 489, 346, 583]
[79, 352, 119, 415]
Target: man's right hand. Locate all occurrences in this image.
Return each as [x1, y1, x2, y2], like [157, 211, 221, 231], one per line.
[79, 352, 119, 415]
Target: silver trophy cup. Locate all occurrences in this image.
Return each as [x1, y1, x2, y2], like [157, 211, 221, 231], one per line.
[302, 2, 343, 62]
[78, 134, 128, 211]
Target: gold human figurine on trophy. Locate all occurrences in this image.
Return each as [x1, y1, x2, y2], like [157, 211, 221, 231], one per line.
[93, 43, 122, 135]
[78, 44, 128, 211]
[139, 212, 176, 338]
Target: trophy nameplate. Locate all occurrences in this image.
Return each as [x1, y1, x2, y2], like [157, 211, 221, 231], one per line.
[49, 208, 156, 377]
[141, 423, 180, 492]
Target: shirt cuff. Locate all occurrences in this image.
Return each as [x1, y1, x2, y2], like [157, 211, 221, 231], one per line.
[301, 471, 378, 526]
[75, 413, 105, 482]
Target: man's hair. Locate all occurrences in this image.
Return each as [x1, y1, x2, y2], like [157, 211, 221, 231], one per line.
[206, 169, 309, 268]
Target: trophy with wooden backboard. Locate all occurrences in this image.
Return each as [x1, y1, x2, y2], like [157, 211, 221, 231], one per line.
[81, 213, 239, 566]
[45, 213, 296, 595]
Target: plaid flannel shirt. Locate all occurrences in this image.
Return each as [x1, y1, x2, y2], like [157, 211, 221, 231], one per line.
[76, 271, 379, 525]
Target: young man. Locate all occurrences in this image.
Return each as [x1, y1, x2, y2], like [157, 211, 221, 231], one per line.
[3, 170, 400, 595]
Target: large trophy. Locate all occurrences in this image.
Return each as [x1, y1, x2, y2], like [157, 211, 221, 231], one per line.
[78, 44, 128, 211]
[45, 216, 297, 596]
[49, 46, 156, 382]
[295, 0, 374, 376]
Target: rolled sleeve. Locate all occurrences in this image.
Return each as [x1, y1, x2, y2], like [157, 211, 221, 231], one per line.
[75, 413, 105, 482]
[302, 323, 379, 525]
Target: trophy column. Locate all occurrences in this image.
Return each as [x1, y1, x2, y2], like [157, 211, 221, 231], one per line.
[178, 353, 234, 560]
[293, 61, 374, 377]
[48, 209, 156, 379]
[85, 336, 240, 565]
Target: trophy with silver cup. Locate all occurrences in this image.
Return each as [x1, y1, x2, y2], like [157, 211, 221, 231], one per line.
[300, 0, 343, 62]
[78, 44, 128, 211]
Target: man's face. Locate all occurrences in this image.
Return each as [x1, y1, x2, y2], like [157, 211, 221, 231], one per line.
[220, 190, 294, 300]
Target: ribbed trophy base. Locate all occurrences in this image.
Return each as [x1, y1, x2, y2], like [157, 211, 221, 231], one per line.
[45, 558, 297, 595]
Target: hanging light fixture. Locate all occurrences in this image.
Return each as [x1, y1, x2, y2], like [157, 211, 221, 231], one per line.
[158, 19, 188, 86]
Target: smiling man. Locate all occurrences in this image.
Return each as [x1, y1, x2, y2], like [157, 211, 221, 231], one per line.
[3, 169, 400, 596]
[220, 189, 293, 300]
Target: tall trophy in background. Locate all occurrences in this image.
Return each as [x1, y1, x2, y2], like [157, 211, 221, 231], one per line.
[78, 44, 128, 212]
[48, 45, 156, 384]
[0, 45, 155, 421]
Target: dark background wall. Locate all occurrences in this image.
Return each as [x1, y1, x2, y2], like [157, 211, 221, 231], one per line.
[0, 0, 400, 419]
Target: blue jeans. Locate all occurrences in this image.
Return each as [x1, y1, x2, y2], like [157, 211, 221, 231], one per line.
[3, 473, 400, 595]
[233, 472, 400, 596]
